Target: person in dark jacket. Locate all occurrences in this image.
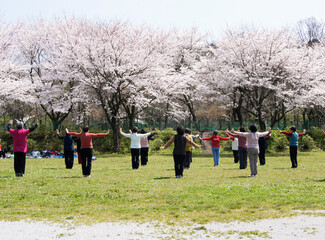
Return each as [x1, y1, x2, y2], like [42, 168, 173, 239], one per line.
[161, 125, 201, 178]
[258, 134, 271, 165]
[8, 120, 38, 177]
[56, 129, 79, 169]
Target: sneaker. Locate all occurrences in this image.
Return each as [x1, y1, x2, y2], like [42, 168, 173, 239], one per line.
[83, 175, 90, 178]
[15, 173, 23, 177]
[176, 175, 181, 178]
[249, 174, 256, 177]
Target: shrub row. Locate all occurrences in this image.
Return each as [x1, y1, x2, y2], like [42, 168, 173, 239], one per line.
[0, 126, 323, 153]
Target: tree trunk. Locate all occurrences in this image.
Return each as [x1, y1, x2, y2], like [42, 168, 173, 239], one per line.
[164, 103, 169, 129]
[110, 116, 120, 152]
[128, 105, 136, 130]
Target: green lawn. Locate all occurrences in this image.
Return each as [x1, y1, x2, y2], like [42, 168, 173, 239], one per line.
[0, 151, 324, 224]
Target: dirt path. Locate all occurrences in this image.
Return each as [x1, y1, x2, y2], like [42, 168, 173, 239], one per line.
[1, 213, 324, 239]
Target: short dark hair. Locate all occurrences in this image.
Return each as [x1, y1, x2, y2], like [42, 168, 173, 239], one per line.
[140, 128, 147, 134]
[239, 126, 246, 132]
[213, 130, 219, 135]
[16, 123, 23, 130]
[83, 126, 89, 132]
[249, 124, 258, 133]
[176, 125, 185, 135]
[132, 126, 138, 133]
[185, 128, 191, 134]
[290, 126, 296, 132]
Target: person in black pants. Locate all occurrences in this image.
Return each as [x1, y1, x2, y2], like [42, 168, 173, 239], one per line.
[258, 134, 271, 165]
[120, 127, 152, 169]
[278, 127, 305, 168]
[56, 129, 79, 169]
[8, 120, 38, 177]
[66, 126, 109, 177]
[140, 128, 157, 166]
[161, 126, 201, 178]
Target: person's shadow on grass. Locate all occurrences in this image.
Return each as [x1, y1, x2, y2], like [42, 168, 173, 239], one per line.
[228, 176, 252, 178]
[154, 176, 172, 180]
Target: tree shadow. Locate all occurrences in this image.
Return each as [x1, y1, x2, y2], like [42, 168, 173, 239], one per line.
[0, 176, 12, 178]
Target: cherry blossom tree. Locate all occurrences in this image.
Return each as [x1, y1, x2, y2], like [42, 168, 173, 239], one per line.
[57, 18, 174, 151]
[161, 29, 212, 129]
[11, 19, 80, 129]
[210, 27, 303, 130]
[0, 18, 17, 113]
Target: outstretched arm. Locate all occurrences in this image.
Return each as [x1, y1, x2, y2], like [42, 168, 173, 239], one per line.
[29, 120, 39, 133]
[161, 136, 175, 150]
[186, 138, 201, 148]
[234, 131, 249, 137]
[56, 129, 64, 139]
[65, 128, 81, 137]
[7, 120, 13, 131]
[90, 130, 110, 138]
[298, 129, 306, 136]
[120, 128, 131, 138]
[258, 127, 272, 138]
[277, 128, 292, 136]
[148, 132, 157, 140]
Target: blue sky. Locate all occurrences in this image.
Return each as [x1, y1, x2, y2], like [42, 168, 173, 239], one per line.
[1, 0, 324, 38]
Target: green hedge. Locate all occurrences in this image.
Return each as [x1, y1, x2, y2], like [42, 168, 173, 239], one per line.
[0, 126, 324, 153]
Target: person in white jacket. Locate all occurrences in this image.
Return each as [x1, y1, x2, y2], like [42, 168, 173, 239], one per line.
[120, 126, 151, 169]
[234, 124, 272, 177]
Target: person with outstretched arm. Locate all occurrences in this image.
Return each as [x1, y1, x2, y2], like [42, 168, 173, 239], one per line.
[66, 126, 109, 177]
[8, 120, 38, 177]
[226, 127, 248, 169]
[140, 128, 157, 166]
[120, 126, 152, 169]
[56, 129, 80, 169]
[278, 127, 306, 168]
[233, 125, 271, 177]
[161, 125, 201, 178]
[184, 128, 200, 169]
[199, 130, 230, 167]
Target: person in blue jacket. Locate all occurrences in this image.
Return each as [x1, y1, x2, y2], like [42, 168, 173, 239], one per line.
[56, 129, 79, 169]
[278, 127, 306, 168]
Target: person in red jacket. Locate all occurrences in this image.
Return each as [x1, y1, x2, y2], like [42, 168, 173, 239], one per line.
[200, 130, 230, 166]
[66, 126, 109, 177]
[0, 139, 6, 159]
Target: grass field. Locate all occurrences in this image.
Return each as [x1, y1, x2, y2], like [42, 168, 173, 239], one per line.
[0, 151, 324, 224]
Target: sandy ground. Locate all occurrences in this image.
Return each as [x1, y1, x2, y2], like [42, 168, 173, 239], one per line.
[1, 212, 324, 240]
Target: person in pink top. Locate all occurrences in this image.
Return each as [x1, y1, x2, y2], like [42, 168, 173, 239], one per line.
[199, 130, 230, 166]
[8, 119, 38, 177]
[140, 128, 157, 166]
[66, 126, 109, 177]
[226, 127, 248, 169]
